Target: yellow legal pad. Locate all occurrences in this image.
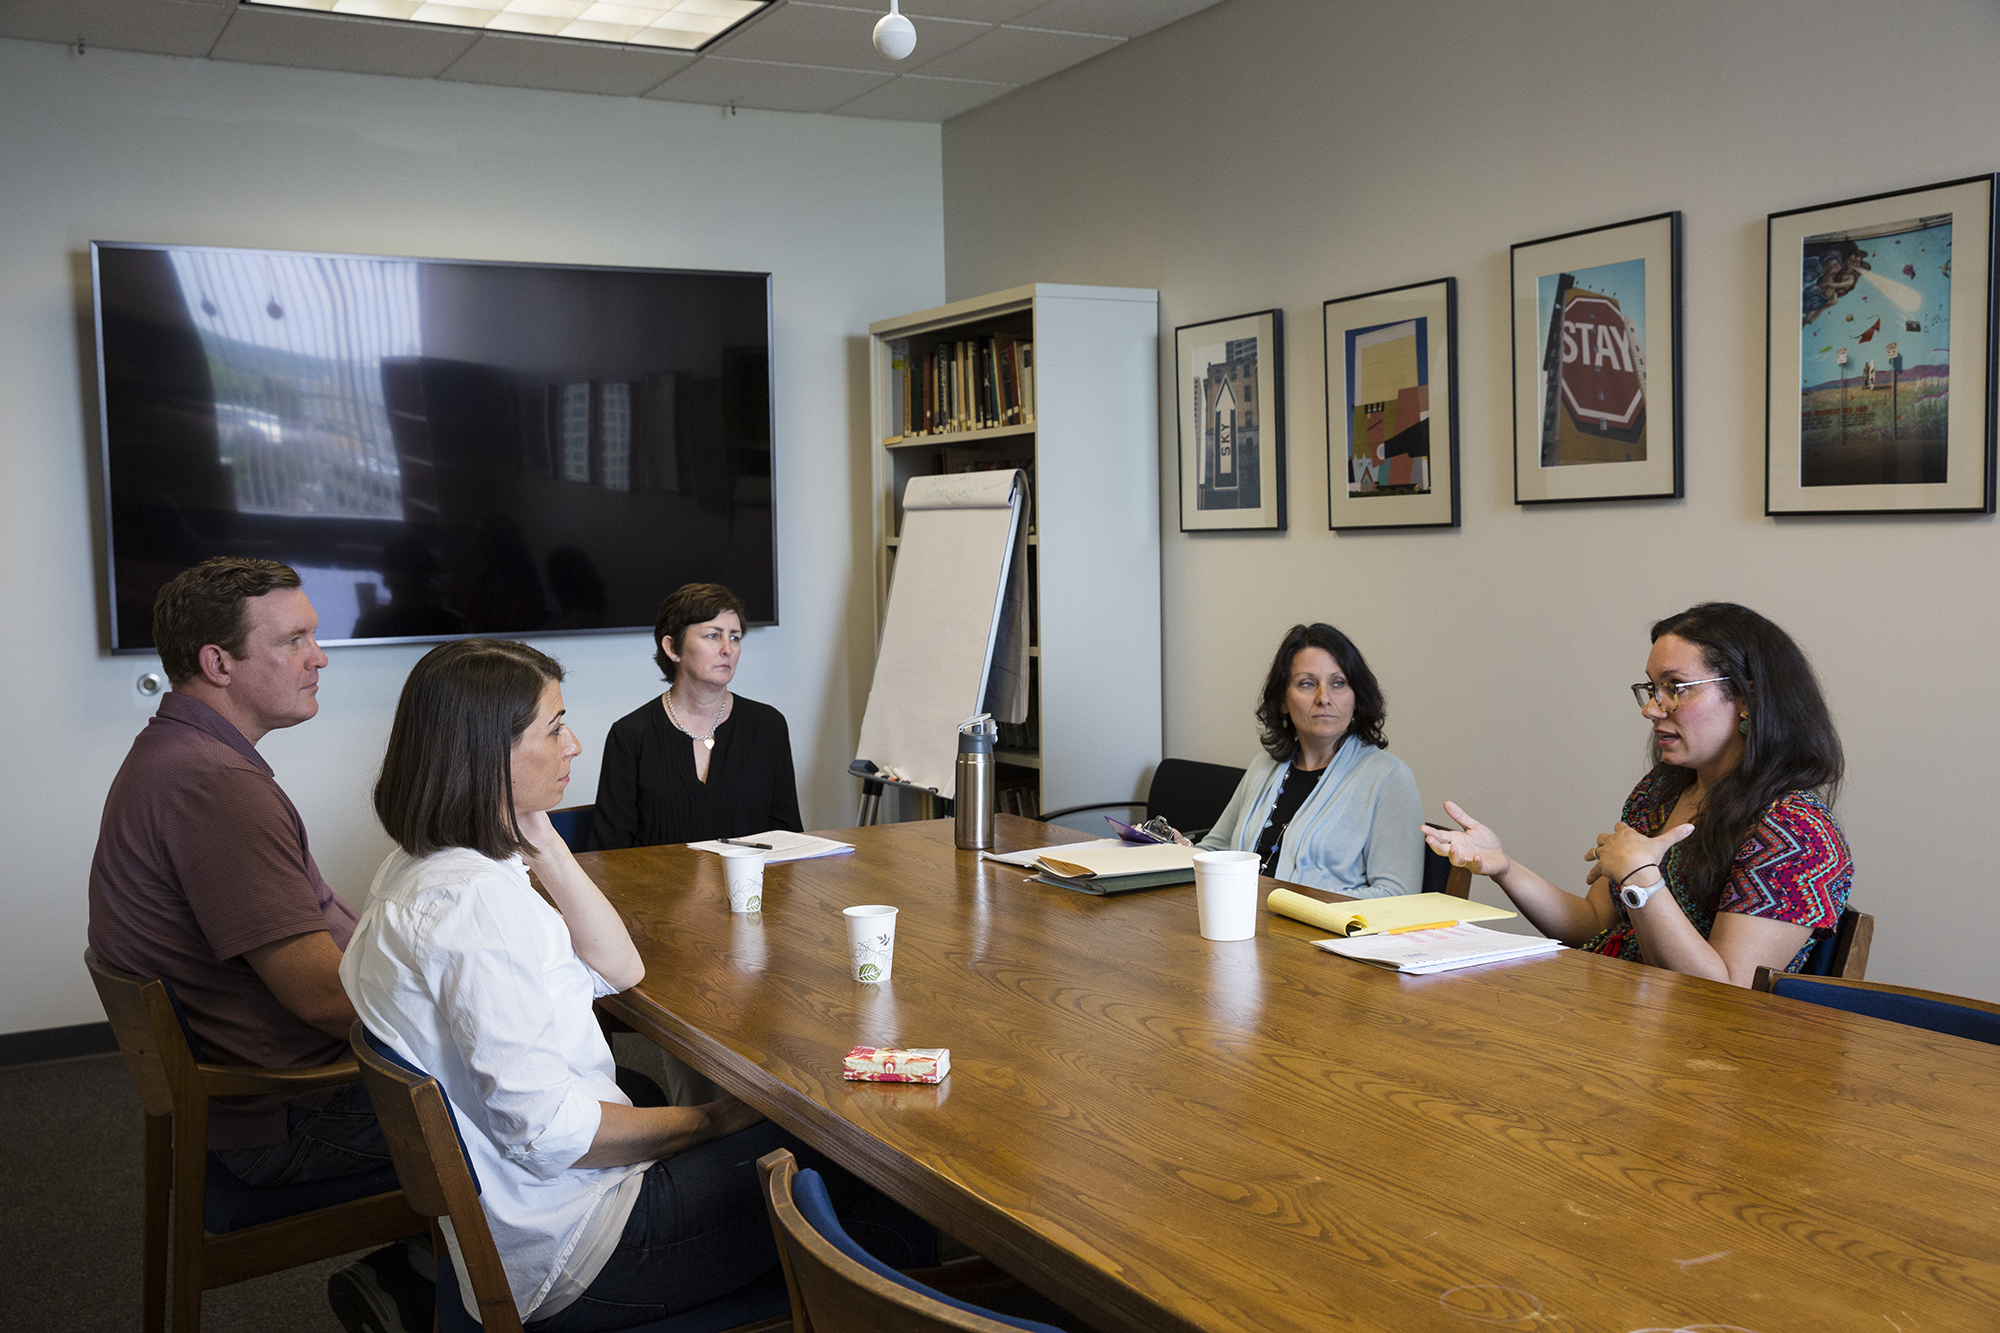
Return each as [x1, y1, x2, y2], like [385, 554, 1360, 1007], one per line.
[1266, 889, 1515, 937]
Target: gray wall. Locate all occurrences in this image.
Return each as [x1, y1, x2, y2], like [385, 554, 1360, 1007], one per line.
[943, 0, 2000, 999]
[0, 37, 944, 1035]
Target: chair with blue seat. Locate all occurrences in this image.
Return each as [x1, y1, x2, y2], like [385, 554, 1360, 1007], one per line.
[83, 949, 422, 1333]
[350, 1022, 793, 1333]
[546, 804, 597, 854]
[757, 1148, 1071, 1333]
[1751, 967, 2000, 1046]
[1798, 906, 1873, 978]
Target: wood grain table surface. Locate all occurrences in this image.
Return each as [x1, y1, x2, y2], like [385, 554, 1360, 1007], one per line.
[582, 814, 2000, 1333]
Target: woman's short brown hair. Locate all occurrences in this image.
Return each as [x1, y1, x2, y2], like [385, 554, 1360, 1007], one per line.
[375, 639, 564, 861]
[653, 583, 748, 682]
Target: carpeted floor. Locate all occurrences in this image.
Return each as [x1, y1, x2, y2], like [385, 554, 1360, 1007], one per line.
[3, 1043, 1092, 1333]
[0, 1053, 366, 1332]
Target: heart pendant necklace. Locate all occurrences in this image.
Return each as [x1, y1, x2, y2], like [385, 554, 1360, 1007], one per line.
[667, 687, 729, 752]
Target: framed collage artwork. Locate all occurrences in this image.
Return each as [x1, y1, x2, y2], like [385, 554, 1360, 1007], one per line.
[1323, 277, 1459, 529]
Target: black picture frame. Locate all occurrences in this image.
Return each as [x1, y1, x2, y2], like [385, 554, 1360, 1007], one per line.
[1765, 174, 1998, 516]
[1174, 308, 1286, 532]
[1323, 277, 1459, 530]
[1509, 212, 1684, 504]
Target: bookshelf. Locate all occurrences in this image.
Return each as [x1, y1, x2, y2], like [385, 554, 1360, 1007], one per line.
[868, 284, 1162, 821]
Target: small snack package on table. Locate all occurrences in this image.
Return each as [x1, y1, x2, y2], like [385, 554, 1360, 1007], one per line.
[842, 1046, 950, 1084]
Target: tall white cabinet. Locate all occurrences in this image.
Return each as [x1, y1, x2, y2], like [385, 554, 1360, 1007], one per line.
[867, 283, 1163, 819]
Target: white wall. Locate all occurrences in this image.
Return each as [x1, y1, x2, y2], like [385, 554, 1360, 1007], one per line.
[942, 0, 2000, 999]
[0, 37, 944, 1036]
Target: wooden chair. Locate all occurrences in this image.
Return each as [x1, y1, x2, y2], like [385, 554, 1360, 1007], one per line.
[1752, 967, 2000, 1046]
[84, 949, 421, 1333]
[350, 1023, 793, 1333]
[1040, 758, 1247, 842]
[758, 1149, 1067, 1333]
[1800, 906, 1873, 978]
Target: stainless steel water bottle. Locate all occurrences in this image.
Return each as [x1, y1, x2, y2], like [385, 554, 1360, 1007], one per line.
[954, 713, 996, 851]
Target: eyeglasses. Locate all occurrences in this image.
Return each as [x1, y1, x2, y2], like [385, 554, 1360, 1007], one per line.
[1630, 676, 1729, 710]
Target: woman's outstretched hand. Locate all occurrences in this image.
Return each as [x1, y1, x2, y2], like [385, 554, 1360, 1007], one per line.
[1423, 801, 1512, 878]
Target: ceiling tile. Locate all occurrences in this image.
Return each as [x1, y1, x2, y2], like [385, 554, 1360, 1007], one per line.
[704, 2, 983, 74]
[439, 29, 694, 93]
[0, 0, 233, 58]
[827, 71, 1010, 121]
[1010, 0, 1222, 40]
[210, 5, 479, 76]
[908, 22, 1114, 83]
[645, 54, 891, 112]
[899, 0, 1040, 20]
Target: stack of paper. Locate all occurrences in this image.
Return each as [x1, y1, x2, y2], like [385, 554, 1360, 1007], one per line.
[1314, 923, 1564, 974]
[980, 838, 1123, 869]
[688, 831, 856, 863]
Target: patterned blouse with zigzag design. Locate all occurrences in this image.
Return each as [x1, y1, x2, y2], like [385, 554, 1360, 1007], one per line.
[1582, 770, 1853, 973]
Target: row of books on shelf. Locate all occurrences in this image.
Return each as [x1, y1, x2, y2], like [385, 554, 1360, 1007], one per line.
[887, 333, 1035, 440]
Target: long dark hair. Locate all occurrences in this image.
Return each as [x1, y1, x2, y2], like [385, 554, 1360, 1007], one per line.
[1644, 603, 1843, 902]
[375, 639, 564, 860]
[1254, 623, 1388, 761]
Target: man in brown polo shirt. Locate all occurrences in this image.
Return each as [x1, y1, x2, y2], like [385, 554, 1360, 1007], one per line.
[87, 557, 382, 1183]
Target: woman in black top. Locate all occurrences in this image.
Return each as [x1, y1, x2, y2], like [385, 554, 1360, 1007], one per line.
[588, 584, 803, 850]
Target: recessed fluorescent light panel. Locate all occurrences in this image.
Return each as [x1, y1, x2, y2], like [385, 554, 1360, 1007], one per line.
[248, 0, 772, 51]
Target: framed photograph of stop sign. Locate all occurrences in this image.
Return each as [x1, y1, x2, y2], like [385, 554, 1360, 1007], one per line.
[1765, 174, 1997, 516]
[1510, 212, 1684, 503]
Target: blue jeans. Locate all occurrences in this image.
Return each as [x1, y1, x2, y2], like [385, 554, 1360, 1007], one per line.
[525, 1120, 935, 1332]
[215, 1080, 392, 1187]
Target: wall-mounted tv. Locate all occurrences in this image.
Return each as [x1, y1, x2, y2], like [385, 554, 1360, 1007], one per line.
[93, 241, 776, 652]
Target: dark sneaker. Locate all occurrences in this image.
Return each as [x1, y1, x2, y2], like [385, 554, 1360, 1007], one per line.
[327, 1243, 435, 1333]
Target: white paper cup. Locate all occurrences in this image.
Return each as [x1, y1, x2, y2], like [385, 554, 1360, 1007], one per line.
[1192, 850, 1261, 941]
[843, 904, 898, 983]
[716, 845, 766, 912]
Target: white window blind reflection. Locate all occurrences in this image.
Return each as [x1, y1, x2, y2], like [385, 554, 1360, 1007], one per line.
[169, 250, 416, 518]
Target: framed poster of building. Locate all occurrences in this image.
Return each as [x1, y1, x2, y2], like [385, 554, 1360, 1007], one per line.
[1176, 309, 1286, 531]
[1510, 212, 1683, 504]
[1766, 174, 1997, 515]
[1323, 277, 1459, 530]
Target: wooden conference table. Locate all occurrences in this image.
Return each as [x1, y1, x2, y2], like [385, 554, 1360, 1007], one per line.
[582, 815, 2000, 1333]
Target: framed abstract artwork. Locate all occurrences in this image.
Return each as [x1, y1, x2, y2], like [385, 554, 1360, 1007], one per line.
[1510, 212, 1683, 504]
[1323, 277, 1459, 530]
[1175, 309, 1286, 531]
[1766, 174, 1997, 515]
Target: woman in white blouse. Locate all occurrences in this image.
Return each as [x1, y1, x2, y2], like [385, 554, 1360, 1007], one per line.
[341, 639, 926, 1330]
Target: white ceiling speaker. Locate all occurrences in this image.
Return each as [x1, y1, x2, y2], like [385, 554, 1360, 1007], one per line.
[873, 0, 916, 60]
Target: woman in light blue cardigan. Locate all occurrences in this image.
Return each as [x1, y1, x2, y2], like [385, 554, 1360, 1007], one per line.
[1196, 623, 1424, 899]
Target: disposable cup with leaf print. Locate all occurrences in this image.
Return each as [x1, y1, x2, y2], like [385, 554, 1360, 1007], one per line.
[842, 905, 898, 983]
[716, 844, 766, 912]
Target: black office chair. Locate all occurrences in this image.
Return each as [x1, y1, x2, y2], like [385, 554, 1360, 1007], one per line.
[1751, 970, 2000, 1046]
[1040, 758, 1245, 842]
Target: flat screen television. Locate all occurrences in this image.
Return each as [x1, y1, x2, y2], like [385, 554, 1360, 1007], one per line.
[93, 241, 776, 651]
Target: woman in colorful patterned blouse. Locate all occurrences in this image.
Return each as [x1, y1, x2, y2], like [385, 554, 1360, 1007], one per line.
[1422, 603, 1851, 985]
